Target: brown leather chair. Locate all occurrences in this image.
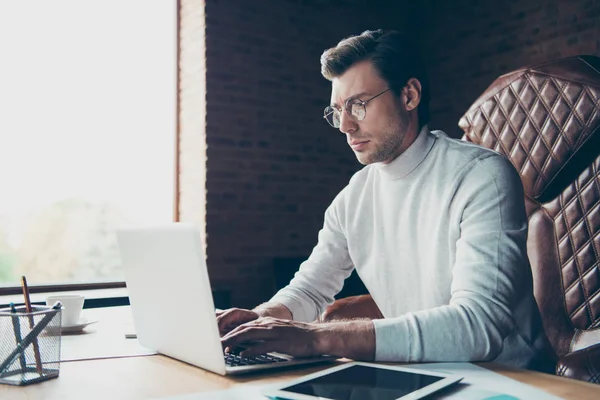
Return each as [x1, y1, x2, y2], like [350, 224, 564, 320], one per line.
[459, 55, 600, 383]
[323, 55, 600, 383]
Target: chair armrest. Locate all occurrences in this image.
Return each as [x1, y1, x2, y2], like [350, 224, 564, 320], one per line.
[556, 343, 600, 384]
[321, 294, 383, 322]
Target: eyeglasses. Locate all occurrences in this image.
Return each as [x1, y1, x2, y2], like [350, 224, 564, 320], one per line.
[323, 88, 391, 128]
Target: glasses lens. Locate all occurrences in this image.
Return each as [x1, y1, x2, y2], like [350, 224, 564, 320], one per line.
[324, 106, 340, 128]
[348, 100, 366, 121]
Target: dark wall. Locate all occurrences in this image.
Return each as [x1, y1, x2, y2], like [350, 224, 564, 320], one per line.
[203, 0, 599, 308]
[422, 0, 600, 138]
[203, 0, 419, 307]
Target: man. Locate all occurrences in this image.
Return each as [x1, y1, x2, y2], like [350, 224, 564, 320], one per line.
[218, 29, 550, 369]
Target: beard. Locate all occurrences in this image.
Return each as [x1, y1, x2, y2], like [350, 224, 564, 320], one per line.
[354, 114, 410, 165]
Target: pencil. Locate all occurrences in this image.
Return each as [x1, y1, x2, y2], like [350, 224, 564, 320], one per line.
[21, 276, 43, 375]
[9, 302, 27, 372]
[0, 302, 61, 375]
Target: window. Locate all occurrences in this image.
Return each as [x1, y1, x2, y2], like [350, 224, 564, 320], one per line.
[0, 1, 177, 288]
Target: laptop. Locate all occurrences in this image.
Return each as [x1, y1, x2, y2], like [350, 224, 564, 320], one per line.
[116, 223, 335, 375]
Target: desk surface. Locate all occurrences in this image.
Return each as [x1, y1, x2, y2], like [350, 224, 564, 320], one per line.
[2, 306, 600, 400]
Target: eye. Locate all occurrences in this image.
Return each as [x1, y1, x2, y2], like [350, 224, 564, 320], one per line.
[348, 100, 366, 120]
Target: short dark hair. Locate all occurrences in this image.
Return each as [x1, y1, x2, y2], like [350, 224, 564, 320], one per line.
[320, 29, 430, 128]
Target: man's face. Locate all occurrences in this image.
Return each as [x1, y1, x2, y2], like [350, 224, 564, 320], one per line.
[330, 60, 414, 165]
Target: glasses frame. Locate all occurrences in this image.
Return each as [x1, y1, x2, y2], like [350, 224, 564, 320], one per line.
[323, 88, 391, 128]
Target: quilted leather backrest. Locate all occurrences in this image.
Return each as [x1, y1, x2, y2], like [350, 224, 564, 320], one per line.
[459, 55, 600, 356]
[459, 56, 600, 201]
[527, 154, 600, 355]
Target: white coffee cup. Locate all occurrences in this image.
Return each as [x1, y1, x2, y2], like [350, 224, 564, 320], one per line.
[45, 294, 85, 327]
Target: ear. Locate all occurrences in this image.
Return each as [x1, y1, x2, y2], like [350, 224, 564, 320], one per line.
[403, 78, 422, 112]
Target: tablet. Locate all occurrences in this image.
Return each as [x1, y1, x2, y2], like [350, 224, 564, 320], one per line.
[263, 362, 463, 400]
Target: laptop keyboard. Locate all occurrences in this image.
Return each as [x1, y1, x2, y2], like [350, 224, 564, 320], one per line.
[224, 350, 288, 367]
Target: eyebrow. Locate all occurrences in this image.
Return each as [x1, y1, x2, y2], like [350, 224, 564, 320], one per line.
[331, 91, 370, 108]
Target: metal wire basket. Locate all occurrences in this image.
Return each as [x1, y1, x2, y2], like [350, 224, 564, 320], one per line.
[0, 304, 62, 386]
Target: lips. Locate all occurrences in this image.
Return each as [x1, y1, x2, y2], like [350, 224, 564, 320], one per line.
[349, 140, 369, 151]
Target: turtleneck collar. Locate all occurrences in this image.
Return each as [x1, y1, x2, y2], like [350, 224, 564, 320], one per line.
[375, 125, 436, 180]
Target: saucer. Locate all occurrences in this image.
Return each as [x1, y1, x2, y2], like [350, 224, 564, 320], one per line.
[48, 318, 99, 334]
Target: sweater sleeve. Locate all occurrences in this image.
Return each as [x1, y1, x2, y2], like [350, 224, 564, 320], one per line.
[373, 155, 530, 362]
[269, 187, 354, 322]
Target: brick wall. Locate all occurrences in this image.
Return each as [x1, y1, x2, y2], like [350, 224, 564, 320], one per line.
[197, 0, 599, 308]
[202, 0, 419, 307]
[422, 0, 600, 138]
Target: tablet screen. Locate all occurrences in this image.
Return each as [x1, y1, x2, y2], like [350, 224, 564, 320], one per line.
[279, 365, 444, 400]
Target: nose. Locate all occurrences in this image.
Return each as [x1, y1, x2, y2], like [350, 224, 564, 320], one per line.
[338, 109, 358, 135]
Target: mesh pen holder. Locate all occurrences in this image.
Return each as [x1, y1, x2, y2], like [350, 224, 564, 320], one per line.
[0, 305, 62, 386]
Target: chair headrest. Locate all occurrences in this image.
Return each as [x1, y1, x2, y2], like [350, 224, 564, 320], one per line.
[459, 55, 600, 201]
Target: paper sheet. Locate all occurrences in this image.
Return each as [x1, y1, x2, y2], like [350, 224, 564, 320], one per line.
[58, 306, 157, 362]
[60, 331, 156, 361]
[404, 363, 562, 400]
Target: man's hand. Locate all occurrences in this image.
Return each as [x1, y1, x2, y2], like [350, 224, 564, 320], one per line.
[220, 317, 324, 358]
[216, 302, 293, 336]
[220, 317, 376, 360]
[216, 308, 260, 336]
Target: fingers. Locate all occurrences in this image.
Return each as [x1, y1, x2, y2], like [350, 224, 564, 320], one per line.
[220, 316, 277, 341]
[216, 308, 258, 335]
[220, 318, 319, 358]
[221, 326, 277, 352]
[216, 309, 239, 335]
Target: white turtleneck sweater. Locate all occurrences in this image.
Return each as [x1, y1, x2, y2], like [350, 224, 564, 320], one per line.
[270, 126, 549, 368]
